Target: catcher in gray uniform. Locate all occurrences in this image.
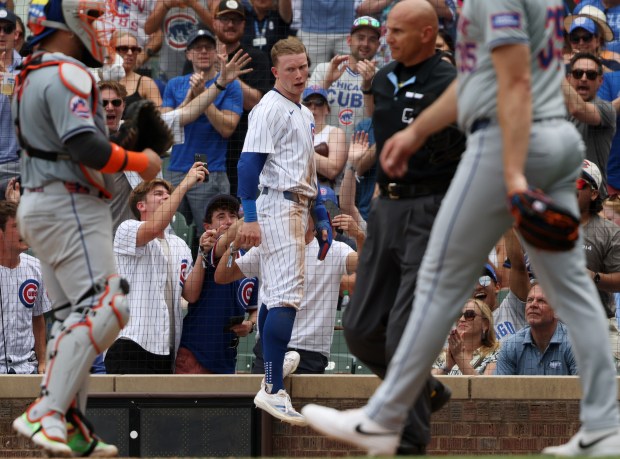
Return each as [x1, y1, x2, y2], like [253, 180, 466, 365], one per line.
[11, 0, 160, 457]
[303, 0, 620, 456]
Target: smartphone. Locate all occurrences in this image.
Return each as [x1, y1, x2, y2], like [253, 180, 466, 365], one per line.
[194, 153, 209, 182]
[223, 315, 245, 332]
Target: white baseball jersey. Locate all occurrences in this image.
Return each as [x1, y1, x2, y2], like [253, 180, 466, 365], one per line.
[309, 63, 369, 139]
[103, 0, 155, 46]
[242, 89, 318, 199]
[114, 219, 192, 355]
[0, 253, 51, 374]
[236, 239, 353, 357]
[456, 0, 566, 132]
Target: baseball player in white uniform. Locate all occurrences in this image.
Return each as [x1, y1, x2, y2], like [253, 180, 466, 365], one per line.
[236, 37, 332, 426]
[11, 0, 160, 456]
[0, 201, 51, 375]
[303, 0, 620, 456]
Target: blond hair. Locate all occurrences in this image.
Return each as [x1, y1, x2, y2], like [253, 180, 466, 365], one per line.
[271, 37, 308, 67]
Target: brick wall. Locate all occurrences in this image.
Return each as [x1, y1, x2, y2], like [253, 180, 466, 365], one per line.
[0, 375, 598, 457]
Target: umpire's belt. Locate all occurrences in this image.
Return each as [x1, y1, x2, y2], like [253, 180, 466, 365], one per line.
[379, 182, 447, 200]
[260, 187, 313, 207]
[26, 181, 106, 198]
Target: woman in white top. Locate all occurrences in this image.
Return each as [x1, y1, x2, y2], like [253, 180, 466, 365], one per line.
[432, 298, 500, 376]
[302, 85, 347, 186]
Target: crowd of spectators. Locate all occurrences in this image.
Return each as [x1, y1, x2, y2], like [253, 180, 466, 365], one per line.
[3, 0, 620, 381]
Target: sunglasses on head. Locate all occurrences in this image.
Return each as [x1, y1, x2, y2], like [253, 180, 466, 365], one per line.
[576, 177, 595, 190]
[0, 24, 15, 34]
[353, 17, 381, 29]
[303, 99, 326, 107]
[116, 45, 142, 54]
[102, 98, 123, 107]
[569, 33, 595, 44]
[460, 309, 480, 321]
[478, 275, 493, 288]
[571, 69, 600, 80]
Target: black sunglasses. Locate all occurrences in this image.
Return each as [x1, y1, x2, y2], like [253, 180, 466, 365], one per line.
[460, 310, 480, 321]
[116, 45, 142, 54]
[0, 24, 15, 34]
[571, 69, 600, 80]
[569, 33, 595, 44]
[102, 98, 123, 107]
[303, 99, 326, 107]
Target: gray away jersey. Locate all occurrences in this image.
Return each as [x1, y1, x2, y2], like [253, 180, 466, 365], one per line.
[457, 0, 566, 132]
[12, 52, 108, 189]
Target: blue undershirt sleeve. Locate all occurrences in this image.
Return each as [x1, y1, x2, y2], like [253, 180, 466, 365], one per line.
[237, 152, 268, 222]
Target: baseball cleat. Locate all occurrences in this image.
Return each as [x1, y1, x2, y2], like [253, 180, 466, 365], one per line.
[542, 427, 620, 457]
[13, 412, 72, 457]
[302, 405, 399, 456]
[430, 379, 452, 413]
[261, 351, 301, 390]
[66, 425, 118, 457]
[254, 387, 307, 426]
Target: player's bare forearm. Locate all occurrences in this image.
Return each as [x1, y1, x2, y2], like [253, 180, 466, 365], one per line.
[32, 314, 46, 374]
[492, 44, 531, 195]
[214, 248, 245, 284]
[504, 228, 530, 301]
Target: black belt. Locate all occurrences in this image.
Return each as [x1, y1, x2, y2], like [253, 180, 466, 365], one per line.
[260, 187, 312, 206]
[379, 182, 447, 200]
[470, 117, 565, 134]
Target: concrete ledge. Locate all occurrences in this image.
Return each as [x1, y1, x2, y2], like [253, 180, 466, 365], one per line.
[0, 375, 595, 400]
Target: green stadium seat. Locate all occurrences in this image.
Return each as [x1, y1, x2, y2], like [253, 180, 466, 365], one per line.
[330, 329, 350, 355]
[171, 212, 195, 247]
[353, 360, 374, 375]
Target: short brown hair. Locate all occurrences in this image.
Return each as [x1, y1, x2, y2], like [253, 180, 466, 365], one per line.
[98, 80, 128, 99]
[271, 37, 308, 67]
[129, 179, 173, 219]
[0, 201, 17, 231]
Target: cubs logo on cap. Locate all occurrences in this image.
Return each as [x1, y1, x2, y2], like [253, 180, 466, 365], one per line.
[19, 279, 40, 309]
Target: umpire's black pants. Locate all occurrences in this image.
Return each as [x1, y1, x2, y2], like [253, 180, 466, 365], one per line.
[343, 193, 445, 452]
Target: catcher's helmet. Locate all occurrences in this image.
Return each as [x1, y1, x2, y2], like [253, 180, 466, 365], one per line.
[27, 0, 113, 67]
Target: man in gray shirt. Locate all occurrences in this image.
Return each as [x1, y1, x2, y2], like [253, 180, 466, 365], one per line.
[565, 52, 616, 189]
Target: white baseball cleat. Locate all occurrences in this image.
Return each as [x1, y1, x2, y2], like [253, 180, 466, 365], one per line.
[254, 388, 308, 426]
[13, 412, 72, 458]
[542, 428, 620, 457]
[261, 350, 300, 391]
[302, 405, 399, 456]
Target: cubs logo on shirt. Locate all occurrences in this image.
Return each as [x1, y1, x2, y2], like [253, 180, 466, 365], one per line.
[19, 279, 39, 309]
[339, 108, 354, 126]
[165, 14, 198, 50]
[237, 277, 257, 310]
[179, 258, 189, 286]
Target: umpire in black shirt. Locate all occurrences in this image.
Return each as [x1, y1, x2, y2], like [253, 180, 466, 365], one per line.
[342, 0, 466, 455]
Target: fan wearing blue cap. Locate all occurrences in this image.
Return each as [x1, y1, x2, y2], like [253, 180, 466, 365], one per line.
[302, 85, 347, 189]
[564, 6, 620, 72]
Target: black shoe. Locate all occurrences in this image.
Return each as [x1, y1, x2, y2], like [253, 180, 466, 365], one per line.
[430, 380, 451, 413]
[396, 444, 427, 456]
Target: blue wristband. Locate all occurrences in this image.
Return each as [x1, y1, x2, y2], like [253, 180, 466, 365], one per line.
[242, 199, 258, 222]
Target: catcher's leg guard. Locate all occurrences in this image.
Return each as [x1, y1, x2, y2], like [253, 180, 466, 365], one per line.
[27, 276, 130, 420]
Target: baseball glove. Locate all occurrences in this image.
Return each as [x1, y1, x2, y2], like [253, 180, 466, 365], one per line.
[508, 188, 579, 251]
[111, 99, 173, 157]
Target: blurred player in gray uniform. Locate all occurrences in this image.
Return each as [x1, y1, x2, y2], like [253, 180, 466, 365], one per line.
[303, 0, 620, 456]
[11, 0, 160, 457]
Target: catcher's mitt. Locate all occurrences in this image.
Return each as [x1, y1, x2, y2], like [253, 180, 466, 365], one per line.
[508, 188, 579, 251]
[111, 99, 173, 157]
